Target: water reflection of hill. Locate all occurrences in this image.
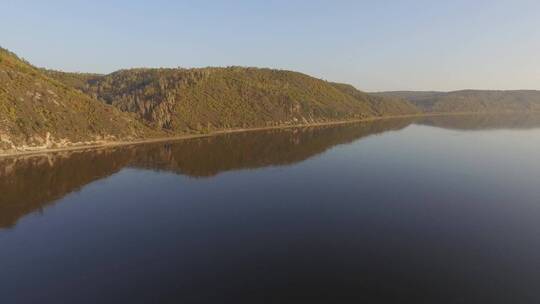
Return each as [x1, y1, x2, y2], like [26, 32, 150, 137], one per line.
[0, 149, 133, 228]
[417, 113, 540, 130]
[0, 118, 413, 228]
[130, 118, 413, 177]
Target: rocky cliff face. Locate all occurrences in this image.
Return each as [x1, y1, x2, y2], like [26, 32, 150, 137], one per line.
[54, 67, 420, 133]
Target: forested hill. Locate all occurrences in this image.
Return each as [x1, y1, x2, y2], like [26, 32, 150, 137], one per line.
[6, 44, 540, 155]
[47, 67, 420, 133]
[373, 90, 540, 113]
[0, 48, 150, 152]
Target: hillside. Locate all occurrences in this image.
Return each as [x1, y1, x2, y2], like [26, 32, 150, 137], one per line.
[373, 90, 540, 113]
[329, 83, 419, 116]
[7, 44, 540, 155]
[48, 67, 420, 133]
[42, 69, 102, 91]
[0, 48, 150, 152]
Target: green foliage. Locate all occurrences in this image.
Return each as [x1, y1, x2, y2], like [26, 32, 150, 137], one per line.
[0, 48, 152, 150]
[11, 44, 540, 153]
[51, 67, 420, 133]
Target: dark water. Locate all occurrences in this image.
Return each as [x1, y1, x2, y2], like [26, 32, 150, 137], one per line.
[2, 114, 540, 303]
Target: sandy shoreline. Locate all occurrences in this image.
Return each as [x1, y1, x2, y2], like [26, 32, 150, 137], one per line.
[0, 112, 503, 158]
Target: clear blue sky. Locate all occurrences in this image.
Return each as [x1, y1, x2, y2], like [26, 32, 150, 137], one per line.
[2, 0, 540, 91]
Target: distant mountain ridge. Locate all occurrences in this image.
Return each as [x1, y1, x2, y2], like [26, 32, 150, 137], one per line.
[373, 90, 540, 113]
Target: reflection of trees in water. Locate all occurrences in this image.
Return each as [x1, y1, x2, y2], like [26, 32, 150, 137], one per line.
[0, 118, 413, 228]
[0, 149, 133, 228]
[418, 113, 540, 131]
[4, 114, 539, 228]
[130, 118, 413, 177]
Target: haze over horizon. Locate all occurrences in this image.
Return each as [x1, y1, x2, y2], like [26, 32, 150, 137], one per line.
[2, 0, 540, 91]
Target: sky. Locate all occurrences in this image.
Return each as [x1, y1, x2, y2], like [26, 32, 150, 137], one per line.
[1, 0, 540, 91]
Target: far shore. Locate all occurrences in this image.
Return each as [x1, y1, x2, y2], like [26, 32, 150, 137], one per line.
[0, 112, 528, 158]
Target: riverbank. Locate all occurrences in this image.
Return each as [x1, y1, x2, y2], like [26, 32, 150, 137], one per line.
[0, 112, 518, 158]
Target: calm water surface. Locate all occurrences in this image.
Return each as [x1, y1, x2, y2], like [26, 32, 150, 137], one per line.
[2, 114, 540, 303]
